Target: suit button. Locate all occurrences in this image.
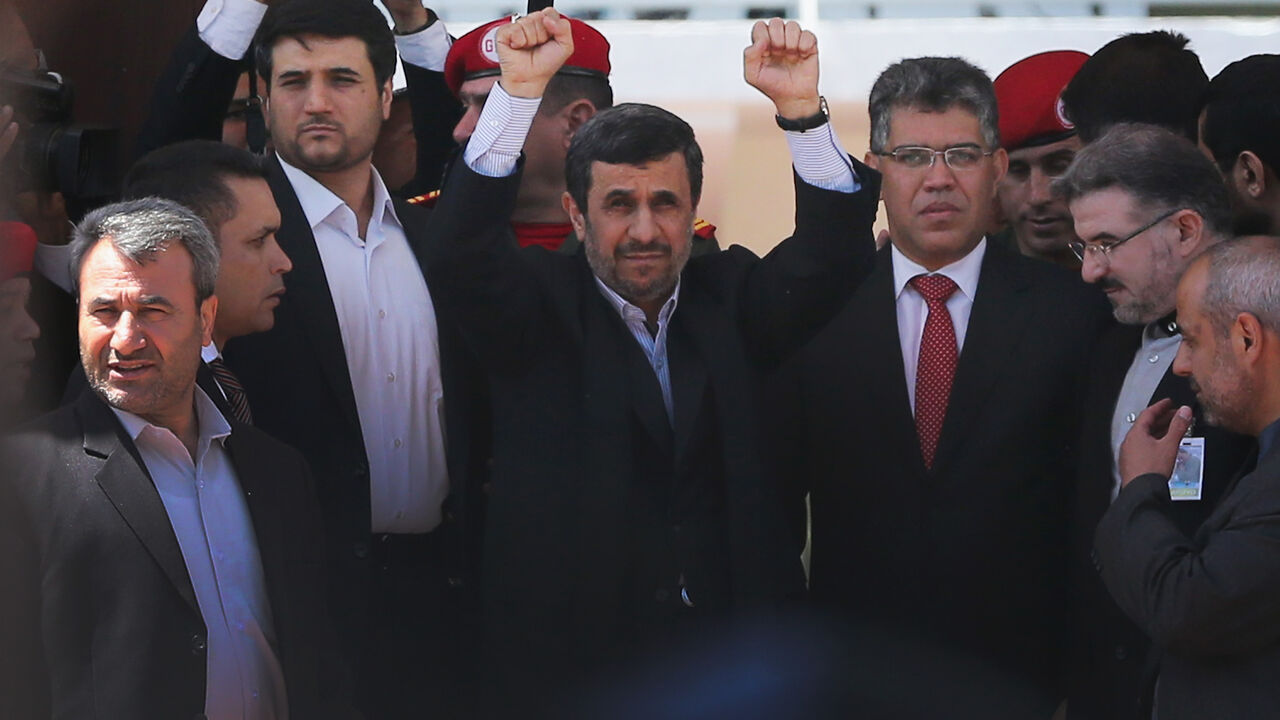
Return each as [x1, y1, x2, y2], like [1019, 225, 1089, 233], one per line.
[190, 634, 207, 655]
[353, 542, 370, 559]
[1114, 645, 1128, 661]
[354, 463, 369, 480]
[655, 589, 669, 602]
[447, 577, 464, 588]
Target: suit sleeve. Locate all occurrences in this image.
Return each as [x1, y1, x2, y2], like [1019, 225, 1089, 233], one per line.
[734, 158, 881, 369]
[1094, 471, 1280, 657]
[0, 441, 52, 719]
[420, 153, 545, 371]
[134, 26, 244, 159]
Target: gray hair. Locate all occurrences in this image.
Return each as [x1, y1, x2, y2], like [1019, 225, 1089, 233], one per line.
[868, 57, 1000, 153]
[70, 197, 220, 304]
[1053, 123, 1233, 240]
[1199, 235, 1280, 338]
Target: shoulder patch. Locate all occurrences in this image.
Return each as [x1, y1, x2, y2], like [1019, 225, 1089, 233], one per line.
[407, 189, 442, 207]
[693, 218, 717, 239]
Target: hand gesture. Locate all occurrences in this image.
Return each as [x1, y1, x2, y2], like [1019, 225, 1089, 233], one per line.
[496, 8, 574, 99]
[1118, 398, 1195, 489]
[743, 18, 820, 120]
[378, 0, 430, 33]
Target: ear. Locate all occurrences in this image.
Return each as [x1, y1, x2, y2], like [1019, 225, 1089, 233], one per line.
[199, 295, 218, 348]
[991, 147, 1009, 187]
[1171, 209, 1207, 258]
[1233, 151, 1267, 199]
[1232, 311, 1266, 368]
[563, 191, 587, 238]
[380, 77, 394, 121]
[563, 100, 597, 147]
[864, 152, 885, 201]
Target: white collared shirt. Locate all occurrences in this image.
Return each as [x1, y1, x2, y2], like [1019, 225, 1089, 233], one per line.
[279, 158, 449, 534]
[112, 389, 288, 720]
[890, 239, 987, 414]
[594, 277, 681, 422]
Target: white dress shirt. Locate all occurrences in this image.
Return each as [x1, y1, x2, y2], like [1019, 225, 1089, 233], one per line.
[278, 160, 449, 534]
[112, 389, 288, 720]
[595, 277, 681, 422]
[890, 239, 987, 414]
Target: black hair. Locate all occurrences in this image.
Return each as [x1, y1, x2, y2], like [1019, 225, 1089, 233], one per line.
[1200, 54, 1280, 175]
[122, 140, 270, 235]
[565, 103, 702, 212]
[253, 0, 397, 90]
[542, 73, 614, 116]
[1061, 31, 1207, 143]
[868, 57, 999, 152]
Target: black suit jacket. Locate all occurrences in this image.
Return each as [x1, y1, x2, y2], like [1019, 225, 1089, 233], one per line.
[780, 243, 1110, 714]
[1067, 322, 1255, 720]
[424, 158, 878, 708]
[0, 390, 351, 719]
[223, 157, 488, 652]
[1094, 441, 1280, 720]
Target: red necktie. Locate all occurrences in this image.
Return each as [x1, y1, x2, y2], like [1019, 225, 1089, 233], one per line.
[911, 274, 959, 469]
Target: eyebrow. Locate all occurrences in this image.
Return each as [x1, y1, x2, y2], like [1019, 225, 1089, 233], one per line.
[459, 90, 490, 107]
[276, 66, 362, 82]
[86, 295, 175, 309]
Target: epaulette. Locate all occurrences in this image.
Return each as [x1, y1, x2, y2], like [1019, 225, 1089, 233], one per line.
[694, 218, 717, 239]
[406, 189, 442, 207]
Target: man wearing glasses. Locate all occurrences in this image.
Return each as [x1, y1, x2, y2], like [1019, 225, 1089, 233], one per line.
[1053, 123, 1255, 720]
[779, 57, 1109, 715]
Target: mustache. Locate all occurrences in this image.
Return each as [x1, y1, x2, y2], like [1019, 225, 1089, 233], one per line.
[615, 240, 671, 257]
[1096, 278, 1124, 293]
[298, 114, 342, 131]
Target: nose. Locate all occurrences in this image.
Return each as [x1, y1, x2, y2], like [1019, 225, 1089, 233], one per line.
[1172, 339, 1191, 377]
[14, 308, 39, 343]
[1028, 167, 1053, 205]
[1079, 249, 1107, 284]
[452, 106, 480, 144]
[921, 154, 957, 191]
[269, 237, 293, 275]
[303, 82, 332, 115]
[110, 311, 147, 355]
[629, 205, 661, 244]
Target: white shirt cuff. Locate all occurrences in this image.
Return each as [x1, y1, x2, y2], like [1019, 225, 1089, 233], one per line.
[786, 124, 860, 193]
[197, 0, 268, 61]
[395, 19, 452, 72]
[34, 242, 73, 294]
[463, 82, 541, 178]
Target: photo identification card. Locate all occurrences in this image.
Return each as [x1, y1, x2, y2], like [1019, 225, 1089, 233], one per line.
[1169, 436, 1205, 501]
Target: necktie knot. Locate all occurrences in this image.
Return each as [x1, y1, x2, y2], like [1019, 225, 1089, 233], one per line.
[910, 274, 959, 304]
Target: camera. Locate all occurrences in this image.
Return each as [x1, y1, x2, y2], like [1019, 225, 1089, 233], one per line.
[1, 66, 118, 202]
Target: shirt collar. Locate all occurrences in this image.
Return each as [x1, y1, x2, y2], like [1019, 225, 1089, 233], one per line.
[276, 154, 399, 233]
[593, 275, 682, 328]
[111, 387, 232, 449]
[201, 341, 220, 364]
[890, 237, 987, 301]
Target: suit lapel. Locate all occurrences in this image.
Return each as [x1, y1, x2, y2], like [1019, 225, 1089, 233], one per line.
[224, 430, 290, 642]
[932, 244, 1033, 472]
[79, 392, 200, 614]
[863, 248, 925, 471]
[267, 158, 363, 438]
[668, 298, 711, 465]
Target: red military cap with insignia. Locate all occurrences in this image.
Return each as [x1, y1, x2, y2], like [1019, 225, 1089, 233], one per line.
[0, 222, 37, 282]
[994, 50, 1090, 151]
[444, 15, 611, 97]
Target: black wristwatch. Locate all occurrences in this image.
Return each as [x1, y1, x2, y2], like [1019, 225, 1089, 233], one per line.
[776, 96, 829, 132]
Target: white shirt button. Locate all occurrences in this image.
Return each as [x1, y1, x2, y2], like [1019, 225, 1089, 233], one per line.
[386, 372, 396, 383]
[394, 438, 403, 448]
[1148, 354, 1160, 363]
[1126, 412, 1137, 423]
[378, 309, 386, 319]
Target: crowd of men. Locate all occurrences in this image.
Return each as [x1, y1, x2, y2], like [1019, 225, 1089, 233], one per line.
[2, 1, 1280, 718]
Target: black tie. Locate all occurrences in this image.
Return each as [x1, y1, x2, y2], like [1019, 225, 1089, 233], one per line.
[207, 358, 254, 426]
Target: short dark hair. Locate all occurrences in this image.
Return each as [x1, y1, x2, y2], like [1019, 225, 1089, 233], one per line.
[565, 103, 703, 212]
[123, 140, 270, 236]
[70, 198, 220, 305]
[1200, 54, 1280, 175]
[1061, 31, 1208, 144]
[254, 0, 397, 90]
[542, 73, 614, 116]
[868, 57, 999, 153]
[1053, 123, 1233, 239]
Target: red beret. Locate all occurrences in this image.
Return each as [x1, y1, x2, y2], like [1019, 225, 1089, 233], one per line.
[0, 222, 37, 283]
[995, 50, 1090, 151]
[444, 15, 611, 97]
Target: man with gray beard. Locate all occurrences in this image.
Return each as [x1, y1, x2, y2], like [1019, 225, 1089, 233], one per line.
[1055, 123, 1255, 720]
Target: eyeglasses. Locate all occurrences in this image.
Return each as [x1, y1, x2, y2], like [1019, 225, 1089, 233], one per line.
[874, 145, 995, 171]
[1067, 208, 1182, 264]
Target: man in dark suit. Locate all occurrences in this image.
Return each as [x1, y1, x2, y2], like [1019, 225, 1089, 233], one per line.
[424, 11, 874, 712]
[1095, 235, 1280, 719]
[218, 0, 486, 714]
[0, 198, 350, 719]
[1199, 54, 1280, 236]
[1054, 124, 1255, 719]
[778, 56, 1109, 716]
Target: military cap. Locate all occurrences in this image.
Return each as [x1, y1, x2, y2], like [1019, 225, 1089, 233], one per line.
[444, 15, 611, 97]
[995, 50, 1089, 151]
[0, 222, 36, 282]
